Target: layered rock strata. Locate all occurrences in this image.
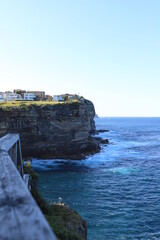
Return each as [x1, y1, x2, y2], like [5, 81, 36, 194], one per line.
[0, 100, 100, 159]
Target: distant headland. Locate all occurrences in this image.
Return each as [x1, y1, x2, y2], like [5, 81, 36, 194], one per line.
[0, 89, 108, 160]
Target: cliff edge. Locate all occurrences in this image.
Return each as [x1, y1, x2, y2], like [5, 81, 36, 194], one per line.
[0, 100, 100, 159]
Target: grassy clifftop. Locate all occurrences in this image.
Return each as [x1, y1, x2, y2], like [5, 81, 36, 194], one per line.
[0, 100, 80, 109]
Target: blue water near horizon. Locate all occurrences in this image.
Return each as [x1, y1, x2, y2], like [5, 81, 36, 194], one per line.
[32, 117, 160, 239]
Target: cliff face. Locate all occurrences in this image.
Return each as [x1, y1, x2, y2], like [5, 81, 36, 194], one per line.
[0, 100, 99, 159]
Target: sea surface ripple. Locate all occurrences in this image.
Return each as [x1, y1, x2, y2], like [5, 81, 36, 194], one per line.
[32, 117, 160, 240]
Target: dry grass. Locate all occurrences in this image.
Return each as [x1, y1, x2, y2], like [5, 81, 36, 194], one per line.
[0, 100, 79, 108]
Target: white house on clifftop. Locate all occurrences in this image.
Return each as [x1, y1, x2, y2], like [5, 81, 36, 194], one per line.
[3, 92, 22, 101]
[24, 93, 36, 101]
[0, 93, 4, 102]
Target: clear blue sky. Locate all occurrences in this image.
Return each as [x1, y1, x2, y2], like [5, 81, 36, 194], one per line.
[0, 0, 160, 116]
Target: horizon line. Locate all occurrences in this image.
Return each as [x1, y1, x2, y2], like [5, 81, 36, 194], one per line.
[97, 116, 160, 118]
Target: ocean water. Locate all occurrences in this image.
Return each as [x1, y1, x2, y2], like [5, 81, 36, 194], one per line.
[32, 117, 160, 240]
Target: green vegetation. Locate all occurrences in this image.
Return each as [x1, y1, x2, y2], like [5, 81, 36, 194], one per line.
[46, 205, 86, 240]
[24, 162, 86, 240]
[0, 100, 80, 109]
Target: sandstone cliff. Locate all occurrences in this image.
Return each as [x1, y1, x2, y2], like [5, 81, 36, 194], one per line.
[0, 100, 100, 159]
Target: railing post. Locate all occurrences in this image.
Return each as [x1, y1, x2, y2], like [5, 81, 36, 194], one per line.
[17, 138, 23, 176]
[0, 134, 24, 177]
[12, 143, 17, 166]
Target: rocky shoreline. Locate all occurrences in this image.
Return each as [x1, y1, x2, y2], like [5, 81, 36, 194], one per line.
[0, 100, 109, 160]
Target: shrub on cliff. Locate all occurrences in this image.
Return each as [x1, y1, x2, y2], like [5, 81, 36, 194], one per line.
[24, 162, 87, 240]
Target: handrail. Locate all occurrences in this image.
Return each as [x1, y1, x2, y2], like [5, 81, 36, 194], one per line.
[0, 133, 20, 151]
[0, 134, 57, 240]
[0, 133, 23, 176]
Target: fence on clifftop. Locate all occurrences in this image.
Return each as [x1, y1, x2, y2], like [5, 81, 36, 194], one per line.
[0, 134, 57, 240]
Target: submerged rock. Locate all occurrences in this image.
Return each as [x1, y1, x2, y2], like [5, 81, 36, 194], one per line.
[94, 137, 109, 145]
[92, 129, 109, 135]
[100, 139, 109, 145]
[97, 129, 109, 133]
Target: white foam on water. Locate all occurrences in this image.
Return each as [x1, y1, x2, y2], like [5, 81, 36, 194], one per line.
[109, 167, 139, 175]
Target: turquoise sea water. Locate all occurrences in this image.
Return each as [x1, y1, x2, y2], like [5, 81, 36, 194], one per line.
[32, 118, 160, 239]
